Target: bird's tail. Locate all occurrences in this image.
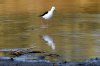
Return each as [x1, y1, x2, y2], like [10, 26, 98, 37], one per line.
[38, 15, 42, 17]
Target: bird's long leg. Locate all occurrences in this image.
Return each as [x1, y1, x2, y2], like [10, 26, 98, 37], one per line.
[41, 19, 45, 26]
[41, 19, 44, 25]
[46, 21, 49, 27]
[40, 19, 48, 28]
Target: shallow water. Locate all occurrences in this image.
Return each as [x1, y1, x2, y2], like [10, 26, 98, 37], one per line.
[0, 0, 100, 61]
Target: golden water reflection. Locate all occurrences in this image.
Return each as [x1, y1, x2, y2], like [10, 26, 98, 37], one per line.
[0, 0, 100, 61]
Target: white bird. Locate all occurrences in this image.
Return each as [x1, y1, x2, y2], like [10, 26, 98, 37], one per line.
[39, 6, 56, 28]
[42, 35, 55, 50]
[40, 6, 56, 20]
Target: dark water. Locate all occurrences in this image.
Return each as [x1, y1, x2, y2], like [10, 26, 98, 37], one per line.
[0, 0, 100, 61]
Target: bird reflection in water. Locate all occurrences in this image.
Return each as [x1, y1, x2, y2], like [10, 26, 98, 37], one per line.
[42, 35, 55, 50]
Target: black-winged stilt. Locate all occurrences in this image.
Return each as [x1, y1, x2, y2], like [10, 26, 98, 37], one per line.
[39, 6, 56, 28]
[40, 6, 55, 19]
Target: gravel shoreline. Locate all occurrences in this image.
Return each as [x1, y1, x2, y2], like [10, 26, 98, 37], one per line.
[0, 58, 100, 66]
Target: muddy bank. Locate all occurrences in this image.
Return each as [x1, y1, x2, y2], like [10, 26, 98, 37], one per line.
[0, 48, 100, 66]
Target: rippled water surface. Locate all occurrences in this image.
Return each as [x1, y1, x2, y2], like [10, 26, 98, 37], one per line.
[0, 0, 100, 61]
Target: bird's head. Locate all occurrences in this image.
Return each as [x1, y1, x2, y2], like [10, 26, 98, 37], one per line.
[51, 6, 56, 11]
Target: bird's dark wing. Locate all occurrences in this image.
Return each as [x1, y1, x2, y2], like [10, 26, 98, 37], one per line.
[39, 11, 48, 17]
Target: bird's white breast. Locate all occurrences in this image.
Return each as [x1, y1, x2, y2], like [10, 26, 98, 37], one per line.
[42, 12, 53, 20]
